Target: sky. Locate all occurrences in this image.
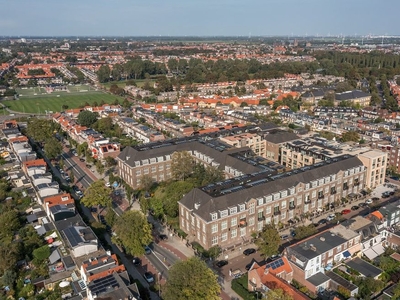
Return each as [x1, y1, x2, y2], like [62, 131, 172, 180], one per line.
[0, 0, 398, 37]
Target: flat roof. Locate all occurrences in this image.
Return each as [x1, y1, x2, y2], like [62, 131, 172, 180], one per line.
[346, 257, 382, 278]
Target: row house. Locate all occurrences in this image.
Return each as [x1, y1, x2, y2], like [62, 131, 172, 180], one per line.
[285, 227, 361, 295]
[42, 193, 75, 221]
[247, 258, 310, 300]
[179, 155, 367, 250]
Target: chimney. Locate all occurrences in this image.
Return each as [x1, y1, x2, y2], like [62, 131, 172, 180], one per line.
[194, 202, 200, 210]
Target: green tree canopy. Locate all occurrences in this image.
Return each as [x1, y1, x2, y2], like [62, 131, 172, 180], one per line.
[44, 137, 62, 159]
[171, 151, 195, 181]
[77, 110, 98, 127]
[26, 118, 60, 143]
[294, 225, 317, 240]
[32, 245, 51, 263]
[139, 174, 154, 191]
[81, 180, 112, 208]
[112, 211, 153, 256]
[0, 210, 20, 239]
[163, 257, 220, 300]
[264, 288, 294, 300]
[341, 131, 360, 142]
[255, 224, 280, 257]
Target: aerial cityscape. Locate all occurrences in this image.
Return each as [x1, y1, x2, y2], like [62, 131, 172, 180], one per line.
[1, 2, 400, 300]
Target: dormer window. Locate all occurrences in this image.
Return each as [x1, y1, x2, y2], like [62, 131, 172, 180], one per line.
[230, 207, 237, 214]
[211, 213, 218, 221]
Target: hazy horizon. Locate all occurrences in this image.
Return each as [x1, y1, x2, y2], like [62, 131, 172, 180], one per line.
[1, 0, 398, 37]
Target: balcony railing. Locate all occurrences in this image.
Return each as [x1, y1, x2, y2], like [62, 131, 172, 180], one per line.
[289, 205, 296, 210]
[304, 199, 311, 204]
[258, 215, 265, 221]
[318, 195, 324, 199]
[273, 210, 281, 216]
[330, 190, 337, 195]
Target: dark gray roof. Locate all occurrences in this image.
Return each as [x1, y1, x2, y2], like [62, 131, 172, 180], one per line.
[335, 90, 370, 101]
[302, 89, 325, 98]
[180, 155, 363, 222]
[325, 271, 358, 292]
[307, 272, 330, 287]
[62, 226, 97, 247]
[264, 131, 299, 144]
[26, 214, 38, 223]
[118, 140, 262, 174]
[346, 257, 382, 278]
[289, 230, 348, 262]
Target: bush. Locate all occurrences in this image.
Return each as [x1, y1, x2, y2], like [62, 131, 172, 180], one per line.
[231, 274, 257, 300]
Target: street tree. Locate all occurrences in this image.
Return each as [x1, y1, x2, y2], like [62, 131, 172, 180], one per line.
[112, 211, 152, 256]
[171, 151, 194, 181]
[294, 225, 317, 240]
[44, 137, 62, 160]
[163, 257, 220, 300]
[264, 288, 294, 300]
[139, 174, 154, 191]
[105, 156, 116, 167]
[81, 180, 112, 208]
[255, 224, 280, 257]
[95, 160, 105, 175]
[1, 269, 17, 287]
[77, 142, 88, 156]
[26, 118, 60, 143]
[59, 158, 64, 170]
[77, 110, 98, 127]
[69, 171, 75, 183]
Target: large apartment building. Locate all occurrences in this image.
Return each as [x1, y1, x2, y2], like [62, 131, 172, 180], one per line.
[178, 155, 366, 250]
[116, 138, 269, 189]
[220, 133, 266, 158]
[279, 138, 387, 190]
[357, 150, 387, 189]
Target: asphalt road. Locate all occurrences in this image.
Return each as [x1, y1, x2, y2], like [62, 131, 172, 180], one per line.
[62, 151, 93, 189]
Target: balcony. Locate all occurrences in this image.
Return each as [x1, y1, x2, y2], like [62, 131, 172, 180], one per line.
[318, 195, 325, 199]
[258, 215, 265, 221]
[273, 210, 281, 216]
[289, 204, 296, 210]
[239, 220, 247, 227]
[330, 190, 337, 195]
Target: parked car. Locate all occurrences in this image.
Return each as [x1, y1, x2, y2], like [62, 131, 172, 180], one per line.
[159, 234, 168, 241]
[144, 246, 151, 255]
[280, 234, 289, 240]
[390, 191, 395, 196]
[79, 158, 85, 162]
[245, 262, 253, 271]
[326, 214, 336, 221]
[132, 257, 141, 265]
[216, 260, 228, 268]
[359, 202, 367, 207]
[144, 272, 154, 283]
[243, 248, 256, 256]
[341, 209, 351, 215]
[105, 182, 111, 187]
[351, 205, 359, 211]
[318, 218, 327, 225]
[372, 197, 380, 201]
[365, 199, 373, 204]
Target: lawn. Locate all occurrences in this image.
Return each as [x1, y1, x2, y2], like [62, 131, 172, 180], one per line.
[2, 92, 124, 114]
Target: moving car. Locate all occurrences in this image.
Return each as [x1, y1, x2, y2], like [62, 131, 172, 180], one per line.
[341, 209, 351, 215]
[144, 272, 154, 283]
[216, 260, 228, 268]
[243, 248, 256, 256]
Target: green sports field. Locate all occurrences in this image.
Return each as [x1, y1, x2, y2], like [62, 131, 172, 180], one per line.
[2, 89, 123, 114]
